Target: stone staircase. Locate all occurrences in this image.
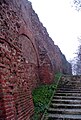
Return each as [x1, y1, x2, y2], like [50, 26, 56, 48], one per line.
[45, 75, 81, 120]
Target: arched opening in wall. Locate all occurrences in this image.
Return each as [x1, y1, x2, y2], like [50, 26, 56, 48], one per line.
[18, 34, 39, 88]
[18, 35, 37, 64]
[15, 35, 39, 119]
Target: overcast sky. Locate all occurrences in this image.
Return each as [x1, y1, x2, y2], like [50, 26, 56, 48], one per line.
[29, 0, 81, 61]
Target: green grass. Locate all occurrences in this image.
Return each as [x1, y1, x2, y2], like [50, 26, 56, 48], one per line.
[55, 72, 62, 81]
[31, 73, 62, 120]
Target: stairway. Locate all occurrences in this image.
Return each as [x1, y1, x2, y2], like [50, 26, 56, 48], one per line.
[45, 75, 81, 120]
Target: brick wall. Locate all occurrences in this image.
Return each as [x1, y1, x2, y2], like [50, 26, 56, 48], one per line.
[0, 2, 39, 119]
[0, 0, 72, 119]
[0, 78, 6, 119]
[0, 38, 35, 119]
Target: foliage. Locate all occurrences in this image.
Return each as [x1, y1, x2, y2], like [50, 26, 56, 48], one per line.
[69, 58, 77, 75]
[31, 73, 62, 120]
[70, 38, 81, 75]
[75, 45, 81, 75]
[55, 72, 62, 81]
[32, 85, 55, 120]
[73, 0, 81, 11]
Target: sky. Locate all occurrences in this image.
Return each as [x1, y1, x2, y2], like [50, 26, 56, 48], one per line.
[29, 0, 81, 61]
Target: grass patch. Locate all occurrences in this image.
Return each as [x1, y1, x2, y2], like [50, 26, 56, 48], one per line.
[31, 73, 62, 120]
[55, 72, 62, 81]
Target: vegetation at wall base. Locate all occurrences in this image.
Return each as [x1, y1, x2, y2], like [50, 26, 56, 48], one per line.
[31, 73, 62, 120]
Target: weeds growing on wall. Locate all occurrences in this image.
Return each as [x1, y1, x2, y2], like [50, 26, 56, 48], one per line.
[31, 73, 62, 120]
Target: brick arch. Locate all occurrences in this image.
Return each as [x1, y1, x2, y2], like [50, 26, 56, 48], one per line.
[18, 34, 39, 66]
[18, 34, 40, 89]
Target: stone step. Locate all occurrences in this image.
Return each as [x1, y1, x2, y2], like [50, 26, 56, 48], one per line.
[58, 84, 81, 87]
[59, 81, 81, 84]
[68, 85, 81, 87]
[58, 83, 81, 88]
[50, 103, 81, 108]
[56, 90, 81, 93]
[57, 86, 81, 88]
[47, 114, 81, 119]
[58, 82, 81, 85]
[58, 82, 81, 86]
[51, 99, 81, 104]
[58, 85, 81, 86]
[48, 108, 81, 114]
[44, 76, 81, 120]
[53, 96, 81, 99]
[67, 81, 81, 83]
[51, 103, 81, 107]
[54, 93, 81, 96]
[57, 88, 81, 90]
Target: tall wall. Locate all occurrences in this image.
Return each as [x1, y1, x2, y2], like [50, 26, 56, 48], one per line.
[0, 0, 72, 119]
[30, 9, 72, 82]
[0, 0, 38, 119]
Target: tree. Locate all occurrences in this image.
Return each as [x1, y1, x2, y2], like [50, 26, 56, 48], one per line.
[69, 37, 81, 75]
[69, 57, 77, 75]
[73, 0, 81, 11]
[75, 45, 81, 74]
[70, 39, 81, 75]
[72, 1, 81, 74]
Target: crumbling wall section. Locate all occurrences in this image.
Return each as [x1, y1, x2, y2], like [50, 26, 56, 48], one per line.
[0, 0, 72, 119]
[0, 1, 39, 119]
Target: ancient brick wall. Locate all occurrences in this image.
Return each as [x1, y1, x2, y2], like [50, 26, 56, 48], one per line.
[0, 1, 39, 119]
[0, 38, 35, 120]
[30, 9, 72, 77]
[0, 0, 72, 119]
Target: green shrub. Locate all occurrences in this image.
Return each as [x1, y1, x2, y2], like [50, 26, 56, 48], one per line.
[55, 72, 62, 81]
[31, 73, 62, 120]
